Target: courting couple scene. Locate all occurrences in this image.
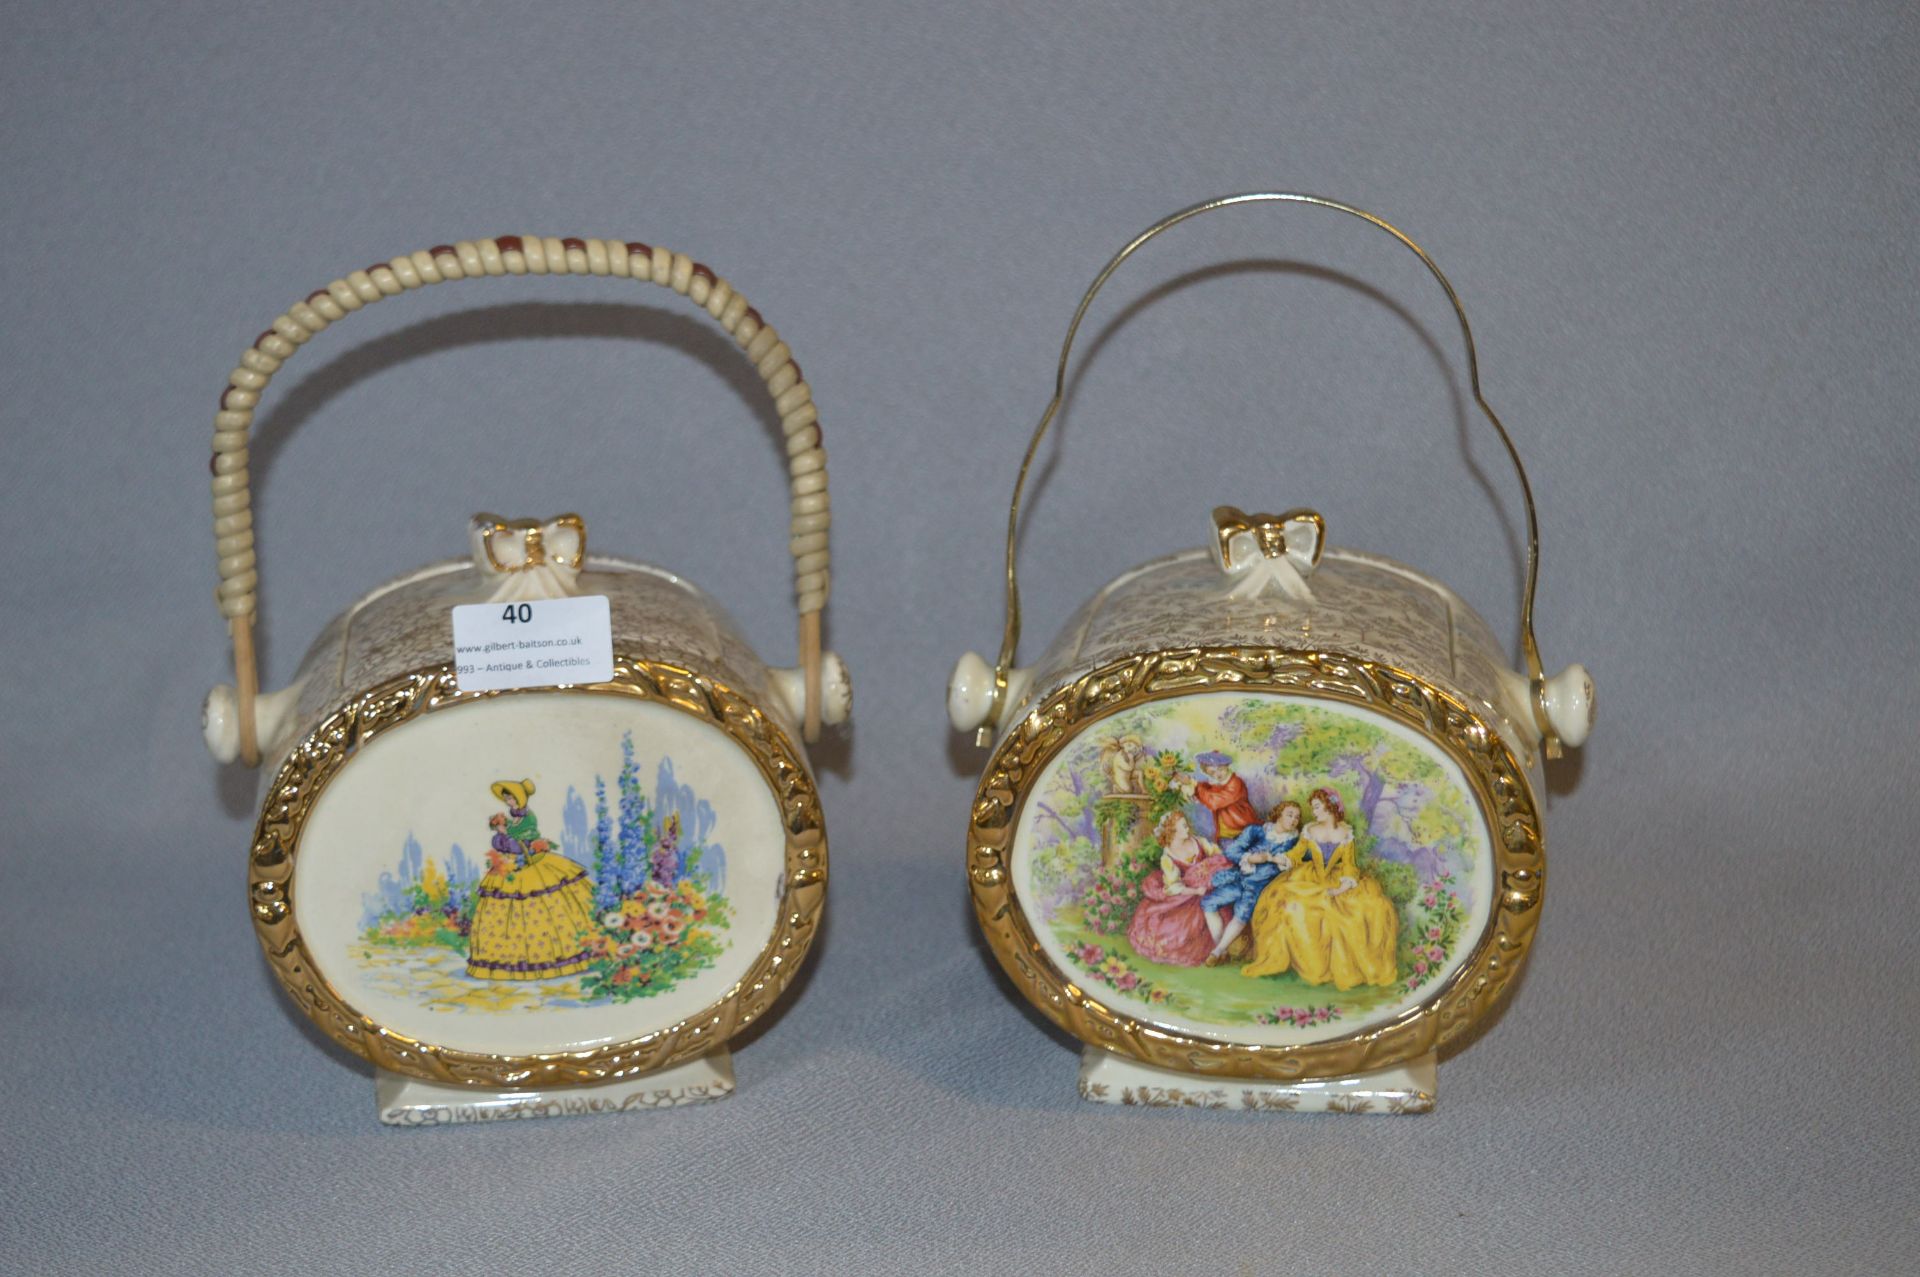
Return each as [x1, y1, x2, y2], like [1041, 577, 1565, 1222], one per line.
[1029, 698, 1481, 1030]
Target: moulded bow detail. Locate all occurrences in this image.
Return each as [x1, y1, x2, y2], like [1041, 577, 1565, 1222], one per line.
[1210, 505, 1324, 602]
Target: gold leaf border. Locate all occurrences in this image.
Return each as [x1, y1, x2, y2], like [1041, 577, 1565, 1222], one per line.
[967, 648, 1542, 1083]
[249, 657, 826, 1090]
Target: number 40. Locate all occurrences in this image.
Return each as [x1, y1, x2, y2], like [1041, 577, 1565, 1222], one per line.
[501, 603, 533, 623]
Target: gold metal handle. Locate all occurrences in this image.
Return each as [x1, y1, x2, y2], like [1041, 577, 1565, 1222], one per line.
[990, 192, 1549, 734]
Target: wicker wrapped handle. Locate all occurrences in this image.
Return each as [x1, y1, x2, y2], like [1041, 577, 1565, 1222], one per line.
[211, 236, 830, 762]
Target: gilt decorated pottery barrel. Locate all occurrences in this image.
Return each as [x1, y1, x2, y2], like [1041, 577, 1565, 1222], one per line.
[202, 236, 848, 1123]
[949, 195, 1593, 1112]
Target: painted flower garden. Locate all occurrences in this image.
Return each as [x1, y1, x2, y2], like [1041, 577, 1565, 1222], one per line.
[357, 732, 733, 1011]
[578, 870, 731, 1002]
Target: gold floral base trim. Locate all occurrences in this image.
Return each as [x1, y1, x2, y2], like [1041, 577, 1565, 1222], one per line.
[375, 1050, 735, 1126]
[969, 646, 1544, 1084]
[1077, 1047, 1437, 1114]
[249, 656, 825, 1091]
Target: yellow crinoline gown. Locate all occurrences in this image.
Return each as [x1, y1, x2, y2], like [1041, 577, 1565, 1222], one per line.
[465, 850, 598, 981]
[1242, 835, 1399, 990]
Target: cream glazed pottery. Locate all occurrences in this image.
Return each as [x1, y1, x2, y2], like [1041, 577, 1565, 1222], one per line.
[950, 194, 1593, 1114]
[201, 236, 847, 1125]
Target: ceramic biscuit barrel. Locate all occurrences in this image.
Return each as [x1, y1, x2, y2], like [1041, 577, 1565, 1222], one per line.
[202, 236, 848, 1098]
[949, 195, 1593, 1101]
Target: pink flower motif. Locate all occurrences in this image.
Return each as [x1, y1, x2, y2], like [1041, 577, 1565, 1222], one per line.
[1427, 925, 1443, 941]
[1413, 958, 1429, 974]
[1078, 944, 1105, 964]
[1406, 976, 1421, 990]
[1115, 972, 1140, 992]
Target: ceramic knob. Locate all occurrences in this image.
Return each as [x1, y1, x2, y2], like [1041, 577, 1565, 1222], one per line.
[949, 652, 1036, 738]
[1540, 663, 1595, 749]
[203, 684, 241, 763]
[947, 651, 996, 732]
[202, 683, 304, 764]
[771, 652, 853, 728]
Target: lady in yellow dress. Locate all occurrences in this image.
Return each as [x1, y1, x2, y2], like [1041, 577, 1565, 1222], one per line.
[465, 779, 599, 981]
[1241, 787, 1398, 989]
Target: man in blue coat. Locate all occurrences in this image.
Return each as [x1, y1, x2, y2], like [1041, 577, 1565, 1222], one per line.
[1199, 800, 1303, 966]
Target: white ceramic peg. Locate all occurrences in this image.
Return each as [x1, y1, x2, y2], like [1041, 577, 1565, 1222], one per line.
[947, 651, 994, 732]
[1539, 663, 1595, 749]
[1500, 662, 1596, 755]
[947, 651, 1032, 737]
[772, 652, 852, 727]
[203, 682, 303, 764]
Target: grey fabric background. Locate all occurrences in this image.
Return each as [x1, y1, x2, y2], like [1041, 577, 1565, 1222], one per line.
[3, 2, 1915, 1273]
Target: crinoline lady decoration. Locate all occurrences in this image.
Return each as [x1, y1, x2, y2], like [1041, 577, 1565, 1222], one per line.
[201, 233, 850, 1124]
[466, 780, 598, 982]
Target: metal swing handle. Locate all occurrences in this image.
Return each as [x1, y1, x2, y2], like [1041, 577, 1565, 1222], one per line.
[988, 192, 1550, 734]
[208, 236, 832, 764]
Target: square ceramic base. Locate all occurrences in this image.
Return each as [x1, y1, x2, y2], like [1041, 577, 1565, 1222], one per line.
[1077, 1048, 1436, 1114]
[375, 1049, 735, 1127]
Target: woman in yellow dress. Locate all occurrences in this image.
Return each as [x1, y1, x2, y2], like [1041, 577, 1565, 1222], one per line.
[1242, 787, 1399, 989]
[465, 779, 599, 981]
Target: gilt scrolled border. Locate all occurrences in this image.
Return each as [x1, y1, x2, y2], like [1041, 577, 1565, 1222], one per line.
[967, 647, 1542, 1083]
[249, 656, 825, 1089]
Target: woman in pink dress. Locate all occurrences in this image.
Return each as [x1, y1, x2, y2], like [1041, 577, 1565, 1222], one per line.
[1126, 811, 1232, 966]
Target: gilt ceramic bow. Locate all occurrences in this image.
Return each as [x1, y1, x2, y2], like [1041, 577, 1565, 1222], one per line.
[1209, 506, 1324, 602]
[469, 513, 587, 603]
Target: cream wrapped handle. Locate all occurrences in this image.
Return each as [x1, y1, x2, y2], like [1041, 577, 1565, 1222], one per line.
[211, 236, 830, 763]
[985, 193, 1570, 755]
